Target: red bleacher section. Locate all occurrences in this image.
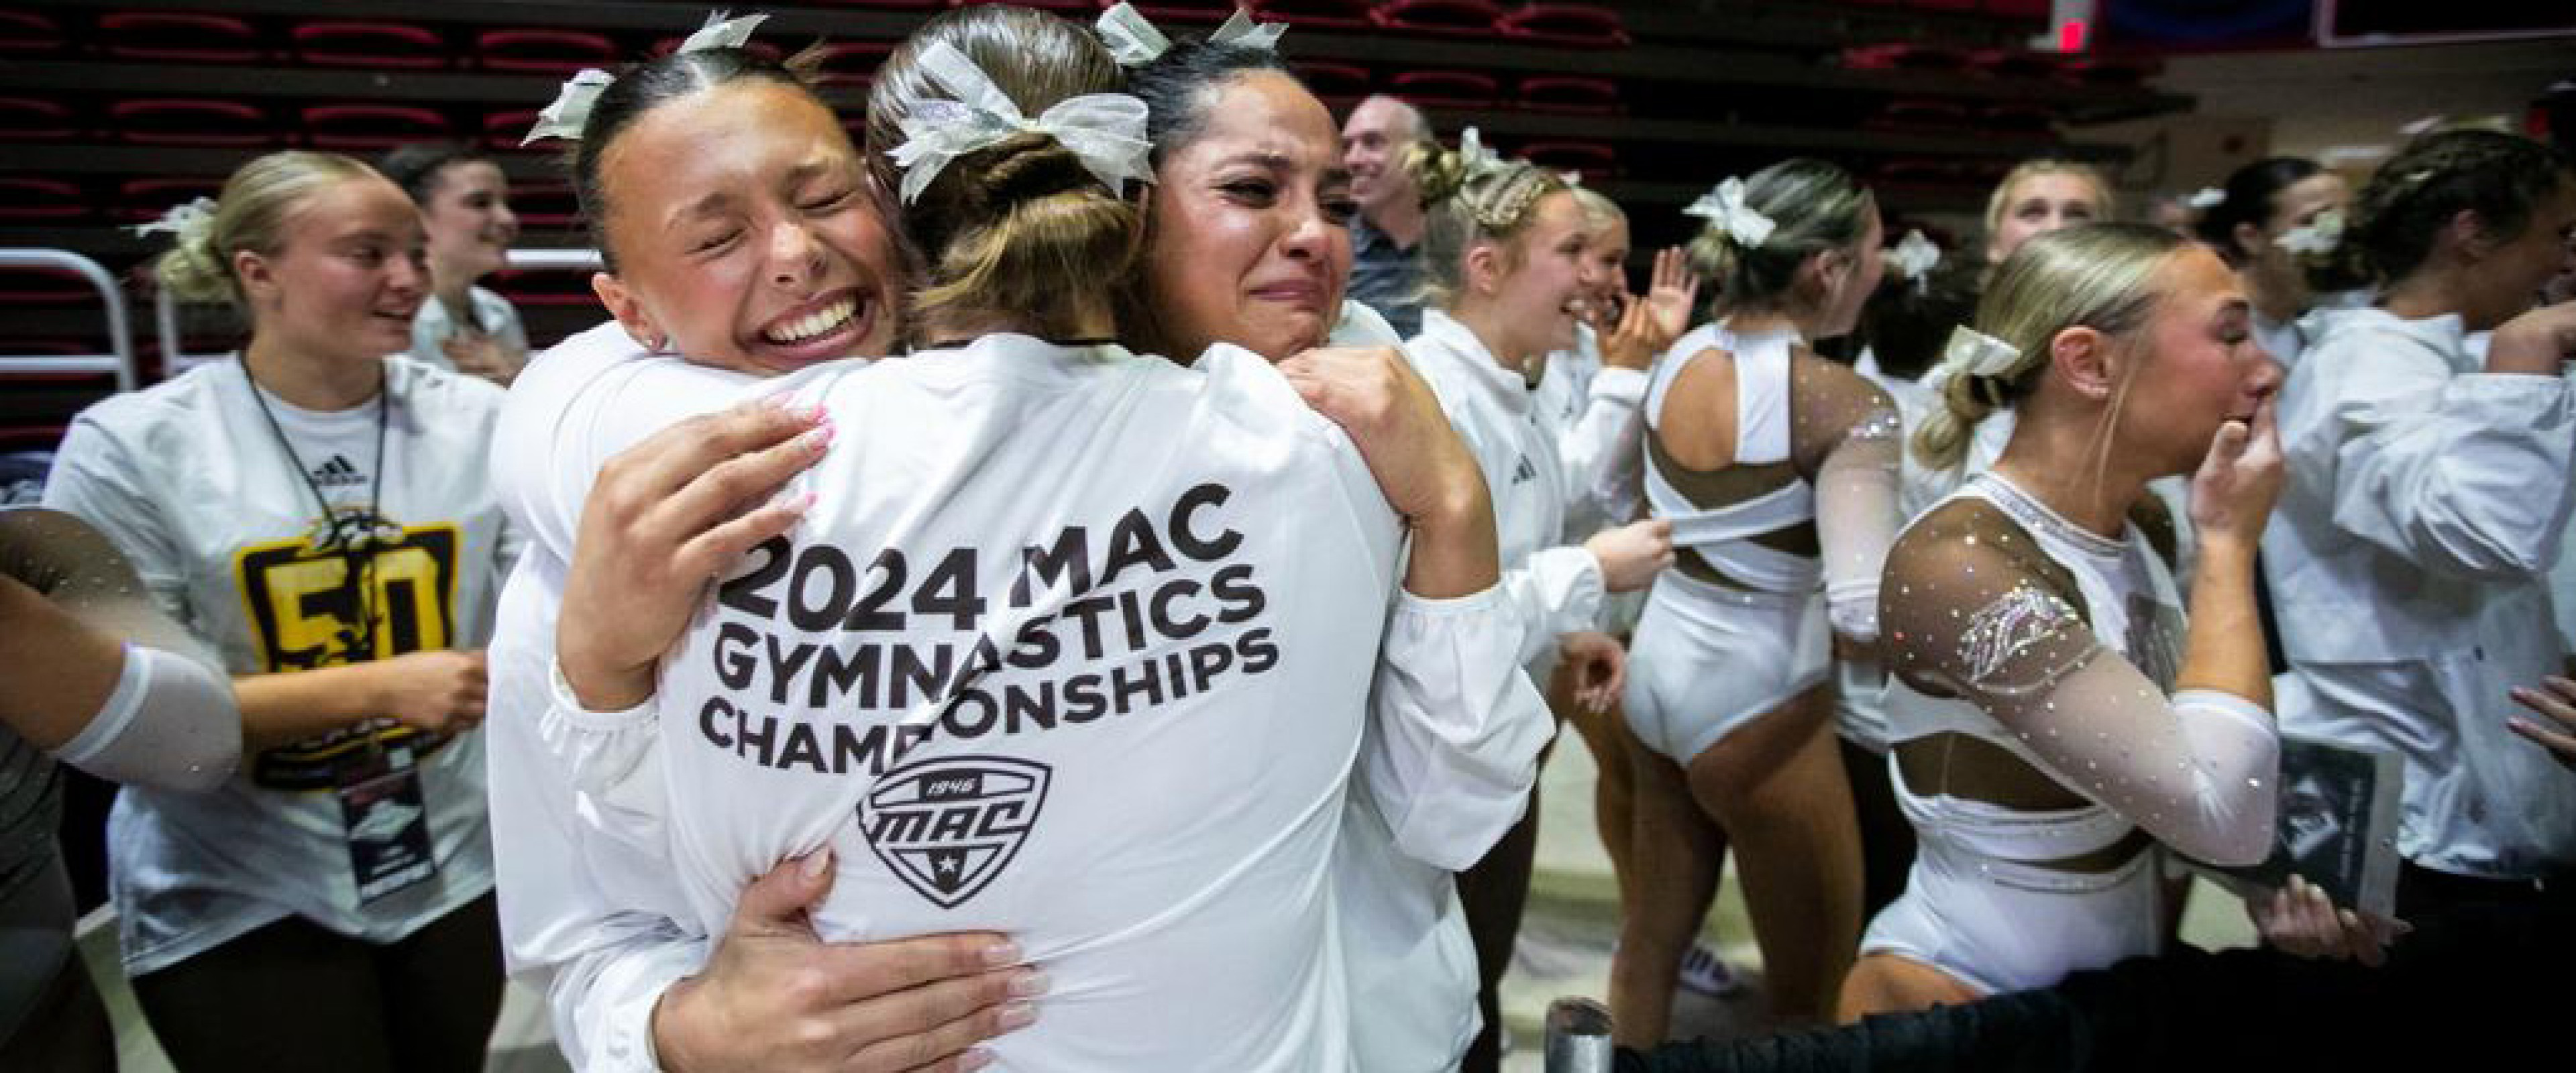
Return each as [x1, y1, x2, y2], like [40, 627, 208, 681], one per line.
[0, 0, 2172, 469]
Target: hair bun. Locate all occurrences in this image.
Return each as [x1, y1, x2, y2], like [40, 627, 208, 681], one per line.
[969, 133, 1100, 211]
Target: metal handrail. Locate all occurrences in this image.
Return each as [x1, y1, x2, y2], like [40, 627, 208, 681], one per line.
[154, 246, 608, 378]
[0, 249, 137, 392]
[1544, 997, 1615, 1073]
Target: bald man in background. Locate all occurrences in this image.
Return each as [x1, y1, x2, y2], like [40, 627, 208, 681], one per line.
[1341, 95, 1433, 337]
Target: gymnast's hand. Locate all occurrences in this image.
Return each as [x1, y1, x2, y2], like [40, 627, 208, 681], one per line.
[557, 397, 828, 712]
[1585, 518, 1675, 594]
[2509, 673, 2576, 771]
[2244, 874, 2410, 968]
[1601, 248, 1700, 373]
[1280, 345, 1501, 599]
[653, 850, 1041, 1073]
[1560, 630, 1627, 715]
[2185, 392, 2283, 552]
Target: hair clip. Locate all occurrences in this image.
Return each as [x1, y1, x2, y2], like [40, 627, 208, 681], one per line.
[1938, 325, 2023, 380]
[1683, 176, 1776, 249]
[1886, 229, 1941, 286]
[887, 40, 1152, 205]
[1098, 3, 1284, 68]
[129, 196, 219, 240]
[521, 11, 769, 145]
[2186, 186, 2226, 210]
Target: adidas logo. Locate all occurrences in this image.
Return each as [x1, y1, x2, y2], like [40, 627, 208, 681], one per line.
[311, 455, 366, 488]
[1511, 455, 1538, 485]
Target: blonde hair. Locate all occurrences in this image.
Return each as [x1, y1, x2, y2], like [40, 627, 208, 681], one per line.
[154, 151, 376, 315]
[1568, 185, 1625, 233]
[1684, 158, 1874, 318]
[1406, 139, 1567, 307]
[1982, 159, 2113, 244]
[863, 5, 1138, 344]
[1913, 222, 2187, 471]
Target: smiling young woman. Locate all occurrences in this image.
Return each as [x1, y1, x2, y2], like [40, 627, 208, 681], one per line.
[43, 150, 518, 1073]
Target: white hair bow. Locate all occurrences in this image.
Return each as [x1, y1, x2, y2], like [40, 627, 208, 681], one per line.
[1886, 229, 1940, 284]
[129, 196, 218, 240]
[1683, 177, 1775, 248]
[2186, 186, 2226, 210]
[1097, 3, 1285, 68]
[1938, 325, 2022, 379]
[1456, 126, 1504, 177]
[2275, 208, 2345, 257]
[887, 40, 1153, 206]
[521, 11, 768, 145]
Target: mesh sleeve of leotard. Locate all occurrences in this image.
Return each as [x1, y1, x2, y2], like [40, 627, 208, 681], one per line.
[1791, 355, 1903, 643]
[1, 508, 239, 792]
[1880, 498, 2281, 866]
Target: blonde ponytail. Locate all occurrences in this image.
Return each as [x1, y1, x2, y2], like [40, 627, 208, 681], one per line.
[146, 151, 376, 315]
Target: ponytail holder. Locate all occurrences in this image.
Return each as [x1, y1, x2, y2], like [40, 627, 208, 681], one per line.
[129, 196, 218, 241]
[1886, 229, 1941, 287]
[2274, 207, 2345, 257]
[1938, 325, 2023, 380]
[1683, 176, 1775, 249]
[2186, 186, 2226, 211]
[1097, 3, 1285, 68]
[887, 40, 1152, 205]
[521, 11, 770, 145]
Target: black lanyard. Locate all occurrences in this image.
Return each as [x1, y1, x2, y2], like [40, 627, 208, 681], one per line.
[243, 361, 394, 663]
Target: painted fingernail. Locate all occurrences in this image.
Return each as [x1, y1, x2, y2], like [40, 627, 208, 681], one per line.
[800, 848, 833, 879]
[801, 425, 834, 452]
[780, 490, 816, 516]
[1008, 970, 1051, 998]
[999, 1002, 1038, 1031]
[982, 940, 1023, 967]
[959, 1049, 995, 1072]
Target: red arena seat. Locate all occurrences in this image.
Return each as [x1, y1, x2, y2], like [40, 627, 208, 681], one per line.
[0, 266, 97, 304]
[303, 104, 453, 150]
[808, 41, 894, 88]
[476, 28, 620, 74]
[482, 109, 546, 152]
[109, 99, 272, 147]
[509, 182, 582, 230]
[953, 0, 1089, 11]
[0, 176, 86, 222]
[651, 34, 783, 62]
[1250, 0, 1376, 31]
[1289, 60, 1372, 109]
[1389, 70, 1499, 110]
[1968, 48, 2059, 80]
[1980, 101, 2056, 133]
[0, 97, 77, 142]
[813, 0, 943, 8]
[1498, 4, 1629, 48]
[1516, 74, 1619, 113]
[1122, 1, 1236, 23]
[1840, 42, 1970, 72]
[488, 266, 600, 308]
[116, 178, 225, 223]
[97, 11, 266, 64]
[1867, 98, 1973, 132]
[1984, 0, 2051, 17]
[0, 10, 66, 56]
[1375, 0, 1507, 38]
[292, 21, 449, 70]
[1517, 140, 1619, 179]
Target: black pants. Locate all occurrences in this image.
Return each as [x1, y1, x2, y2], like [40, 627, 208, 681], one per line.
[131, 891, 504, 1073]
[1619, 894, 2575, 1071]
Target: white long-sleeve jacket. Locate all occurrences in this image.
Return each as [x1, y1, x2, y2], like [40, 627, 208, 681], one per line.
[1535, 324, 1650, 539]
[2266, 307, 2576, 879]
[489, 315, 1548, 1072]
[1407, 310, 1607, 667]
